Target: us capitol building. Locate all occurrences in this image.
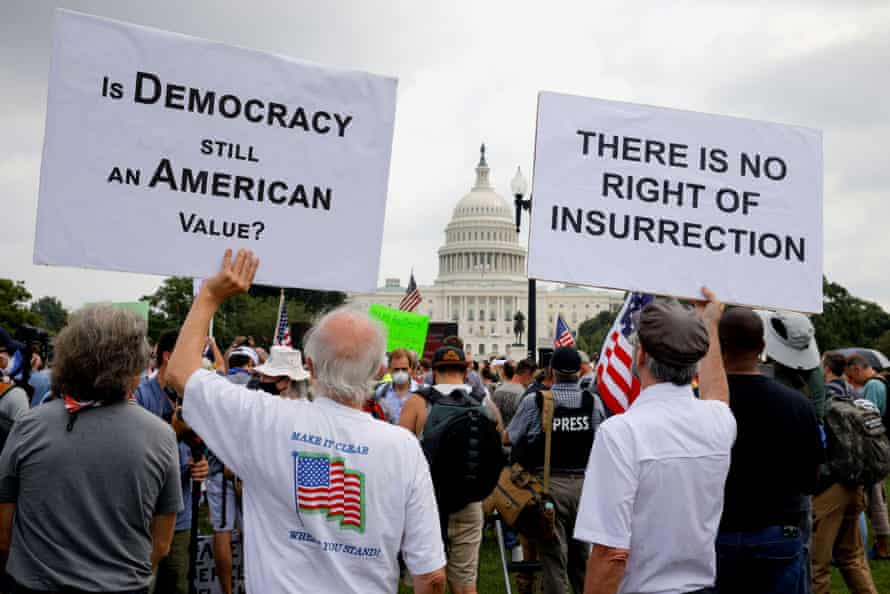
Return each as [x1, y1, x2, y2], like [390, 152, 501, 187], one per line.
[349, 147, 623, 359]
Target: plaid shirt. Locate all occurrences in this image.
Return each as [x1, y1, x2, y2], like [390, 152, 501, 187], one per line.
[507, 382, 588, 445]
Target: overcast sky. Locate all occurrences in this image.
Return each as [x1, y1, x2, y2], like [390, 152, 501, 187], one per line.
[2, 0, 889, 311]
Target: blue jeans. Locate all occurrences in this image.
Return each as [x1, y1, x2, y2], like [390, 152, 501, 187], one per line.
[716, 525, 805, 594]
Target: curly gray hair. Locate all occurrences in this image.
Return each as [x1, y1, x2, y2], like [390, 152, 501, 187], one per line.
[53, 304, 150, 403]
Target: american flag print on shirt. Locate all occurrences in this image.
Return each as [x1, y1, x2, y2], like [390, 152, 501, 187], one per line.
[595, 292, 654, 415]
[294, 452, 365, 533]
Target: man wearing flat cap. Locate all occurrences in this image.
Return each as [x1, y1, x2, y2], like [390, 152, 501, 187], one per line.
[506, 346, 607, 594]
[574, 289, 736, 594]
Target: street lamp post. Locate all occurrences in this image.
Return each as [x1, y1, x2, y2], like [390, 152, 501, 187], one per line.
[511, 167, 536, 363]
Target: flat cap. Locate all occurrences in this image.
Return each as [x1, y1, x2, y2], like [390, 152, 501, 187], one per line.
[639, 299, 709, 367]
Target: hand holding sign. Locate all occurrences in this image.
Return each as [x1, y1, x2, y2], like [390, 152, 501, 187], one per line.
[202, 249, 260, 306]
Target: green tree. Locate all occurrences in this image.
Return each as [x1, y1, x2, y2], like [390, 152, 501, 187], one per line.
[29, 296, 69, 334]
[875, 329, 890, 361]
[576, 309, 618, 356]
[142, 277, 195, 342]
[812, 277, 890, 352]
[142, 277, 346, 345]
[0, 279, 40, 332]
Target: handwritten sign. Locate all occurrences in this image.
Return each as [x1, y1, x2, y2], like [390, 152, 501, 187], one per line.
[368, 304, 430, 356]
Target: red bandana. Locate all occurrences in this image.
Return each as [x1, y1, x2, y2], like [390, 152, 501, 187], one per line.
[63, 394, 104, 414]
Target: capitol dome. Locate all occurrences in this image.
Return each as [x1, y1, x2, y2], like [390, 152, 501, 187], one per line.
[436, 145, 527, 285]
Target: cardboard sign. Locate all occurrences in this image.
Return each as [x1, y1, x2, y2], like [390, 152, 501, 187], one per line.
[193, 534, 245, 594]
[34, 10, 397, 293]
[368, 304, 430, 356]
[527, 92, 823, 313]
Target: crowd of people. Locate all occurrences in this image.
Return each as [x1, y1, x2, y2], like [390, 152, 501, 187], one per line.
[0, 248, 888, 594]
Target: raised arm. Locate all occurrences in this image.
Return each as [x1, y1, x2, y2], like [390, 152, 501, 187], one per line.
[695, 287, 729, 405]
[167, 249, 259, 395]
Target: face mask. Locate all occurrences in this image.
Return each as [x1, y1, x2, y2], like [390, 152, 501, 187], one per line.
[392, 371, 410, 385]
[259, 381, 281, 395]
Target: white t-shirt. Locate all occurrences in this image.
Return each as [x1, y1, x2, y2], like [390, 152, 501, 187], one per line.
[574, 382, 736, 594]
[183, 369, 446, 593]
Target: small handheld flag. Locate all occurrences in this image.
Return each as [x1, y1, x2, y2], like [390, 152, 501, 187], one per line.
[554, 314, 576, 348]
[399, 272, 422, 312]
[275, 289, 292, 347]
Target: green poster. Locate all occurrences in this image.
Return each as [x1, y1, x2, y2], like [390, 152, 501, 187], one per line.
[87, 301, 150, 323]
[368, 304, 430, 355]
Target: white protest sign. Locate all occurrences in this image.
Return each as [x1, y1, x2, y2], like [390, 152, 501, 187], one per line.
[528, 92, 823, 313]
[194, 534, 245, 594]
[34, 10, 398, 293]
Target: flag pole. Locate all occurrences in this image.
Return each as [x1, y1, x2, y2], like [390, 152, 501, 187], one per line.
[274, 288, 285, 345]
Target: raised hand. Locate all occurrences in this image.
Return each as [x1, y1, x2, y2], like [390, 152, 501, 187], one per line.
[203, 249, 260, 305]
[694, 286, 723, 328]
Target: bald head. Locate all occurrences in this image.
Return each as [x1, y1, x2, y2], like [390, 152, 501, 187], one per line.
[719, 307, 765, 369]
[304, 308, 386, 407]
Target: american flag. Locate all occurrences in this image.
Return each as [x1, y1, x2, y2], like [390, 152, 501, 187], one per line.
[596, 293, 654, 415]
[554, 314, 576, 348]
[295, 453, 365, 533]
[275, 292, 292, 347]
[399, 273, 422, 312]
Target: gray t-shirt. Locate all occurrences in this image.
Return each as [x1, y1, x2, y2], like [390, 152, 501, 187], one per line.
[0, 399, 182, 591]
[491, 382, 526, 427]
[0, 385, 30, 449]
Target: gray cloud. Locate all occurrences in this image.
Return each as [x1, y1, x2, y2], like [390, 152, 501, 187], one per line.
[1, 0, 888, 311]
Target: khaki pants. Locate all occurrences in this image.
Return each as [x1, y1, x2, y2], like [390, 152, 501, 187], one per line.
[153, 530, 190, 594]
[868, 482, 890, 537]
[536, 475, 587, 594]
[446, 502, 484, 587]
[812, 484, 876, 594]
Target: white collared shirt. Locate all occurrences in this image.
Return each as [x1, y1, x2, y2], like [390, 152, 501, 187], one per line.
[574, 382, 736, 594]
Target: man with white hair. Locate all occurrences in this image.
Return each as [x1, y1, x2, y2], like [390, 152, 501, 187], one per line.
[168, 249, 446, 594]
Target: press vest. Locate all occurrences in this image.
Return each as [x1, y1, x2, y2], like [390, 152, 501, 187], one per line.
[513, 390, 597, 473]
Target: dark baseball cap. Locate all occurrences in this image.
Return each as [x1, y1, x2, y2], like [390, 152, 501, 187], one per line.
[550, 347, 582, 374]
[638, 299, 709, 367]
[431, 345, 470, 369]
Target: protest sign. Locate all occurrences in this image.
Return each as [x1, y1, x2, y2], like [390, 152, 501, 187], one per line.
[527, 92, 823, 313]
[85, 301, 150, 322]
[368, 304, 430, 356]
[193, 534, 245, 594]
[113, 301, 150, 322]
[34, 10, 397, 293]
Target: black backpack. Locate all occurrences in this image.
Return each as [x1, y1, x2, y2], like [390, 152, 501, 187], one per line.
[418, 386, 505, 515]
[823, 394, 890, 487]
